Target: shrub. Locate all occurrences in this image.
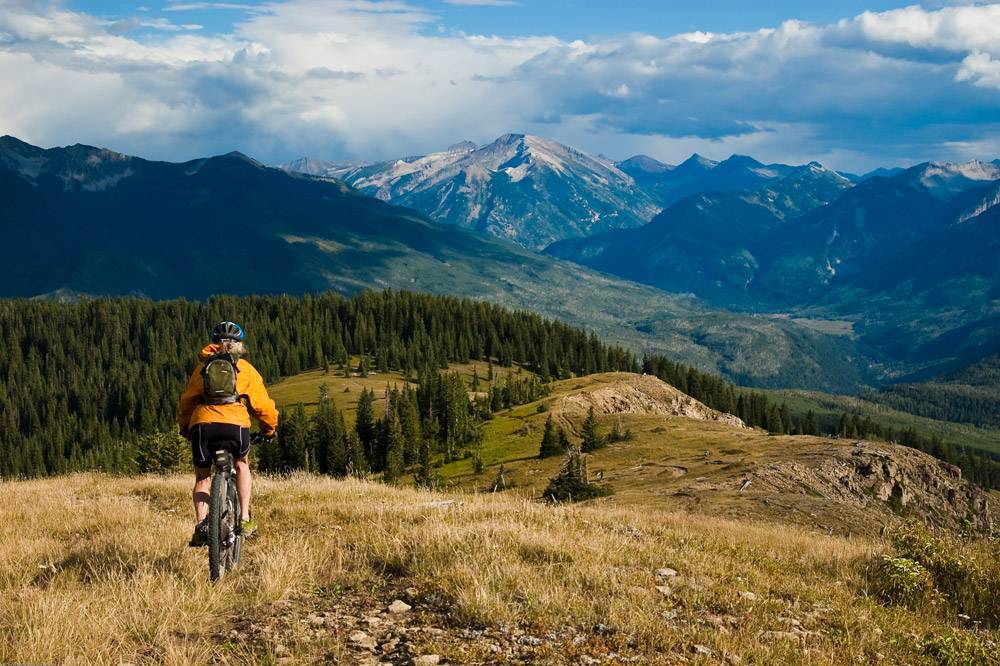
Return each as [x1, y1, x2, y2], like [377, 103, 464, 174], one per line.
[921, 631, 995, 666]
[542, 447, 613, 502]
[542, 475, 614, 502]
[871, 555, 935, 608]
[873, 522, 1000, 627]
[133, 431, 188, 474]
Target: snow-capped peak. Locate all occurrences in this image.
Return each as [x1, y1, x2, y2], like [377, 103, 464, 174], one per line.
[912, 159, 1000, 199]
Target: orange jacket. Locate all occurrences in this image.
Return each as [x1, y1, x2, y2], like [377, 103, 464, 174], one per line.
[177, 344, 279, 436]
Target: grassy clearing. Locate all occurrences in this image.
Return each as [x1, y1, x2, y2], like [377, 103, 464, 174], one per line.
[269, 360, 524, 422]
[1, 473, 996, 664]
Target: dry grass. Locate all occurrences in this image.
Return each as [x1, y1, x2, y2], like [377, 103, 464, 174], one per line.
[1, 473, 994, 664]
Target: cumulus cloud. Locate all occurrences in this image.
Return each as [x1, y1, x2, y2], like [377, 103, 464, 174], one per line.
[0, 0, 998, 171]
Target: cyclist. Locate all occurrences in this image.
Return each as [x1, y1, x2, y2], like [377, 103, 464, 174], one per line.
[177, 321, 279, 546]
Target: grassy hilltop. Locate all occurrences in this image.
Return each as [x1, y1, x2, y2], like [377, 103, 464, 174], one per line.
[4, 364, 994, 664]
[2, 473, 997, 665]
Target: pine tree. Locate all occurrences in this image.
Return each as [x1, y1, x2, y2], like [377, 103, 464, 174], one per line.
[344, 431, 367, 475]
[279, 403, 310, 470]
[383, 409, 405, 483]
[414, 436, 435, 488]
[805, 410, 819, 436]
[355, 388, 377, 464]
[538, 415, 561, 458]
[557, 426, 570, 452]
[397, 389, 422, 466]
[312, 384, 347, 475]
[580, 406, 605, 452]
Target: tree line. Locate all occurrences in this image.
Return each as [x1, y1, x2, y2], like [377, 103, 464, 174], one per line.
[0, 291, 635, 478]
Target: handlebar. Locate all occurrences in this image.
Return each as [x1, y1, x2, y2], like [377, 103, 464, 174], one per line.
[251, 432, 275, 445]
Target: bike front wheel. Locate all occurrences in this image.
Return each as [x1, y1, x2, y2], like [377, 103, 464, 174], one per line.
[227, 481, 243, 571]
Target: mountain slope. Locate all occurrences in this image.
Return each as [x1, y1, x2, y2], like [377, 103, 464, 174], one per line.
[546, 163, 853, 299]
[309, 134, 662, 250]
[0, 136, 875, 391]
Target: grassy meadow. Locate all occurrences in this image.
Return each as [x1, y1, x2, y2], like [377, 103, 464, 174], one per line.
[2, 473, 997, 664]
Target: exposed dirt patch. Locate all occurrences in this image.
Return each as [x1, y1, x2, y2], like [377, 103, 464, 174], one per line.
[554, 373, 747, 429]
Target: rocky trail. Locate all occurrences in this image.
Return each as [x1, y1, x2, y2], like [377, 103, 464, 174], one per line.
[213, 584, 653, 665]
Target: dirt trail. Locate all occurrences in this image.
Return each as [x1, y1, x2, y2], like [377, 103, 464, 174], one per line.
[215, 585, 643, 665]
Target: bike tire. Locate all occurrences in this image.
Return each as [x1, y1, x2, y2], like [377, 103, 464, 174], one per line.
[228, 481, 243, 570]
[208, 472, 227, 581]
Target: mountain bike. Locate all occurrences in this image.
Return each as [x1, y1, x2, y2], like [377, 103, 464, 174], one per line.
[206, 433, 265, 581]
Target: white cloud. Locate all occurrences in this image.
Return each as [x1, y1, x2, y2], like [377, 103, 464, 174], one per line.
[958, 50, 1000, 89]
[0, 0, 998, 172]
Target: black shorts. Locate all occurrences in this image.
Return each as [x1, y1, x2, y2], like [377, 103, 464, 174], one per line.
[190, 423, 251, 469]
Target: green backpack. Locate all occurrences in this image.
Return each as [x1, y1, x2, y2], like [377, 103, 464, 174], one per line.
[201, 353, 241, 405]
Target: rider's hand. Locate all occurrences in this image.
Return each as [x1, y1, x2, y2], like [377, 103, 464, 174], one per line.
[256, 431, 275, 443]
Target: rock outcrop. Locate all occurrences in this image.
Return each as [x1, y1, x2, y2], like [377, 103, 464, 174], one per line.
[746, 440, 993, 531]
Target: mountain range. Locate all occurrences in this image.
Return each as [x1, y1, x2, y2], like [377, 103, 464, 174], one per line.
[292, 134, 661, 250]
[283, 136, 860, 250]
[6, 132, 1000, 393]
[286, 136, 1000, 384]
[0, 135, 872, 392]
[548, 158, 1000, 374]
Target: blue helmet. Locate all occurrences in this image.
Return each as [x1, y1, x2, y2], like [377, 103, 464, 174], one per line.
[211, 321, 245, 343]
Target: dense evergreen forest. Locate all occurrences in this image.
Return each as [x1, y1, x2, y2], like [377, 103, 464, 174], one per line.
[0, 291, 636, 478]
[0, 290, 997, 490]
[642, 356, 1000, 490]
[865, 356, 1000, 429]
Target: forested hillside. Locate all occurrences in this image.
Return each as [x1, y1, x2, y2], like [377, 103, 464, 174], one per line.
[0, 291, 636, 478]
[2, 290, 997, 489]
[869, 355, 1000, 428]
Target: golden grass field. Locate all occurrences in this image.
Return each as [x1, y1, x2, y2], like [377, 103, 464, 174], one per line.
[274, 369, 993, 537]
[1, 472, 996, 665]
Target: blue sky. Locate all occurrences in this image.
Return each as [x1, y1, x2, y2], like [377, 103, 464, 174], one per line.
[70, 1, 917, 40]
[2, 1, 1000, 171]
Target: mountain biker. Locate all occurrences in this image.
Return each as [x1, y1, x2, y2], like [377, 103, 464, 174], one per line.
[177, 321, 279, 546]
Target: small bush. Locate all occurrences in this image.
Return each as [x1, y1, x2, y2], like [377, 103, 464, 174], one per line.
[871, 555, 934, 608]
[921, 631, 994, 666]
[873, 522, 1000, 627]
[536, 404, 548, 413]
[542, 475, 614, 502]
[133, 431, 188, 474]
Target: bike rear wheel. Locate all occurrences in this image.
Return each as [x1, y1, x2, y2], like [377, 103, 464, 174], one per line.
[208, 472, 235, 581]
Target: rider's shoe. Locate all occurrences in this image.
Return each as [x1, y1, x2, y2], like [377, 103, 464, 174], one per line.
[240, 517, 258, 539]
[188, 519, 208, 547]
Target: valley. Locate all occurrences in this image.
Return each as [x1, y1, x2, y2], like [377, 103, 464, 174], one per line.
[0, 135, 879, 392]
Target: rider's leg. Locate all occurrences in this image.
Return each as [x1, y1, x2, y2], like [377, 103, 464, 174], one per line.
[234, 456, 252, 521]
[193, 466, 211, 523]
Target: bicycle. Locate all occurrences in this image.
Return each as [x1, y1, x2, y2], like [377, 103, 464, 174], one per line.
[205, 432, 265, 581]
